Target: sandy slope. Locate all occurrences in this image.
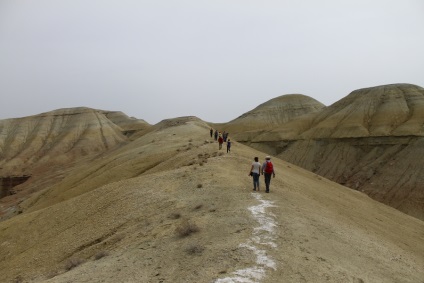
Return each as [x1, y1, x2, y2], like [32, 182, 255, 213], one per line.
[233, 84, 424, 221]
[0, 119, 423, 283]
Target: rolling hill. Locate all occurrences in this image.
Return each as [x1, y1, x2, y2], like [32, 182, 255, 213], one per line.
[0, 109, 423, 282]
[228, 83, 424, 221]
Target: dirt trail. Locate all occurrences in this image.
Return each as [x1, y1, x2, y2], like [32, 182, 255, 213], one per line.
[1, 120, 423, 283]
[215, 193, 278, 282]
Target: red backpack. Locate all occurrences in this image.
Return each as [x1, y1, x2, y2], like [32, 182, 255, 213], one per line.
[264, 161, 273, 173]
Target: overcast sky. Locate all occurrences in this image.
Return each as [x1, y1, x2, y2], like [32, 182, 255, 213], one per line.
[1, 1, 423, 124]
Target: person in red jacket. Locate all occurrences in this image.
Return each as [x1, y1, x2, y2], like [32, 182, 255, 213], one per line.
[261, 156, 275, 193]
[218, 133, 224, 150]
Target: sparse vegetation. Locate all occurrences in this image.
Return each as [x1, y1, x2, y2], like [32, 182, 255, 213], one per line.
[218, 270, 227, 274]
[197, 184, 203, 188]
[185, 243, 205, 255]
[186, 160, 196, 166]
[64, 258, 85, 271]
[45, 270, 59, 280]
[194, 204, 203, 210]
[94, 251, 109, 260]
[175, 221, 200, 238]
[169, 212, 181, 219]
[13, 276, 23, 283]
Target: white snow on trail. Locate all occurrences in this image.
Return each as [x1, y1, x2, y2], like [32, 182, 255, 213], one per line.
[215, 193, 278, 283]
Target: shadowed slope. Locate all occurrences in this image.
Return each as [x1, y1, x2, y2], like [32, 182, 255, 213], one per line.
[245, 84, 424, 220]
[101, 110, 151, 136]
[0, 119, 423, 283]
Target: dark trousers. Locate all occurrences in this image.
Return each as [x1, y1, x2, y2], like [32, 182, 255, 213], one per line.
[264, 173, 272, 192]
[252, 173, 260, 190]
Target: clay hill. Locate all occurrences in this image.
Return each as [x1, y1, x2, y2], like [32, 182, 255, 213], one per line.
[227, 83, 424, 221]
[0, 91, 423, 282]
[0, 108, 150, 219]
[211, 94, 325, 141]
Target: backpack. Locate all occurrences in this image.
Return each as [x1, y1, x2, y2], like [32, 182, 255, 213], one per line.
[264, 161, 273, 173]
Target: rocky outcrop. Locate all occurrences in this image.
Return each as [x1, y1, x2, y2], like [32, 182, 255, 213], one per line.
[0, 175, 31, 198]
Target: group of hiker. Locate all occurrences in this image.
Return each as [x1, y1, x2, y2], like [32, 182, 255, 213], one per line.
[209, 128, 276, 193]
[248, 156, 275, 193]
[210, 128, 231, 153]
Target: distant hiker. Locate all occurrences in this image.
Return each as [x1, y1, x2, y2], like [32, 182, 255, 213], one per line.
[224, 132, 229, 142]
[262, 156, 275, 193]
[210, 128, 213, 138]
[223, 131, 227, 142]
[218, 135, 224, 150]
[249, 157, 261, 191]
[214, 130, 218, 141]
[226, 139, 231, 153]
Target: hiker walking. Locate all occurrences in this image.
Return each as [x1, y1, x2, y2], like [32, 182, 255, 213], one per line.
[261, 156, 275, 193]
[224, 132, 229, 142]
[218, 134, 224, 150]
[249, 157, 261, 191]
[214, 130, 218, 141]
[226, 139, 231, 153]
[210, 128, 213, 138]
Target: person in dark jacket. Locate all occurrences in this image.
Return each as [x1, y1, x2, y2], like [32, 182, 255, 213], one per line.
[261, 156, 275, 193]
[226, 139, 231, 153]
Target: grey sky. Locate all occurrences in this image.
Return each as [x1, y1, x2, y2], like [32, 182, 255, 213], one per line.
[1, 1, 423, 124]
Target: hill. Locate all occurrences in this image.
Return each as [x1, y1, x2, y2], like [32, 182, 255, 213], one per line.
[210, 94, 324, 141]
[0, 107, 150, 219]
[0, 113, 423, 282]
[231, 84, 424, 220]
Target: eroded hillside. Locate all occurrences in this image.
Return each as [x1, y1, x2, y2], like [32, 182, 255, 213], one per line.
[210, 94, 324, 141]
[0, 114, 423, 283]
[0, 107, 150, 220]
[230, 84, 424, 220]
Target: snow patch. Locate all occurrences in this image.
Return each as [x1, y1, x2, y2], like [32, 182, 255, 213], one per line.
[215, 193, 278, 283]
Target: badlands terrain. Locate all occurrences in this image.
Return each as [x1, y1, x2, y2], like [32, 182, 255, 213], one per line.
[222, 84, 424, 221]
[0, 84, 424, 283]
